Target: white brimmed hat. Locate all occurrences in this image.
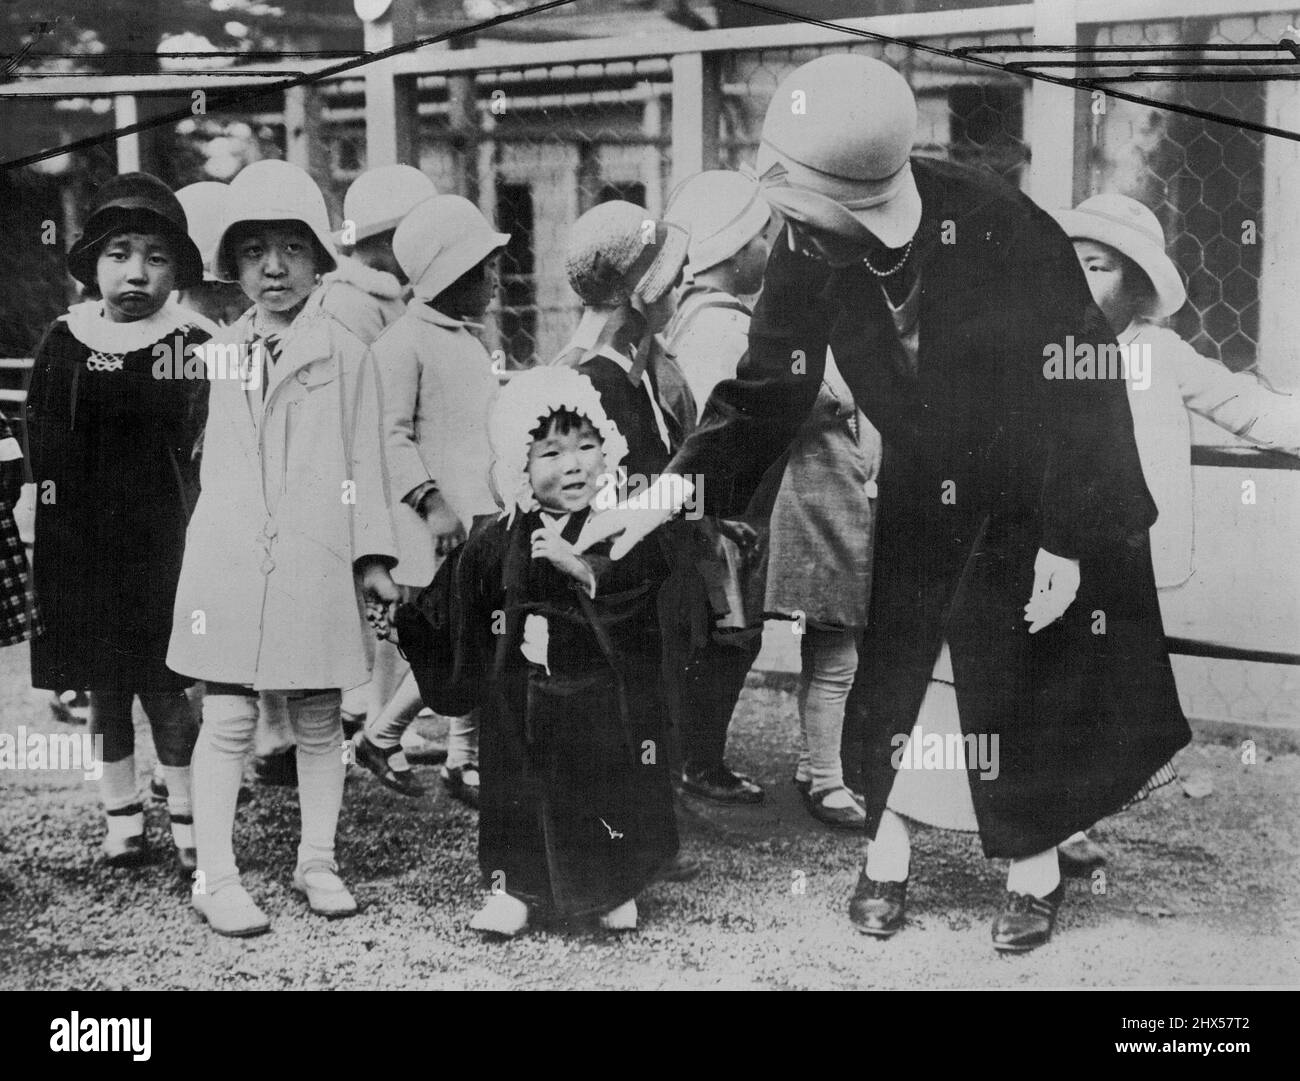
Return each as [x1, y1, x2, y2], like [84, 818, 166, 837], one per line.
[755, 54, 921, 250]
[339, 164, 437, 244]
[213, 160, 338, 282]
[393, 195, 510, 302]
[175, 181, 229, 282]
[666, 170, 772, 275]
[488, 365, 629, 519]
[1052, 193, 1187, 319]
[565, 200, 689, 306]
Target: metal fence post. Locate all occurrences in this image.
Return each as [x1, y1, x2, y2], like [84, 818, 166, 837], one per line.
[670, 51, 720, 192]
[1259, 79, 1300, 391]
[1024, 0, 1077, 210]
[114, 95, 141, 174]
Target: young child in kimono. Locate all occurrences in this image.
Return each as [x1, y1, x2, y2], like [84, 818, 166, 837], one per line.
[410, 365, 679, 936]
[1053, 192, 1300, 871]
[167, 160, 399, 937]
[24, 172, 214, 872]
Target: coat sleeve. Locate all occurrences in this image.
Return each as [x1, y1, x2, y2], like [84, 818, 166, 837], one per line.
[668, 231, 832, 517]
[346, 342, 399, 569]
[375, 328, 439, 503]
[1170, 333, 1300, 453]
[1016, 211, 1159, 559]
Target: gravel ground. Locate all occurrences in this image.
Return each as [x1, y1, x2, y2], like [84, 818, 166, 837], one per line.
[2, 641, 1298, 990]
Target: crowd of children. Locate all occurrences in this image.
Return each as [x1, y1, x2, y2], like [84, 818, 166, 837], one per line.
[6, 91, 1300, 947]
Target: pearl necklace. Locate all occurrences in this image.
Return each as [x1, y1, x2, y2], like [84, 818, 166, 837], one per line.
[862, 239, 913, 278]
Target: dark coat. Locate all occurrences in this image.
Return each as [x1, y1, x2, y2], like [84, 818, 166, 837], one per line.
[671, 157, 1191, 858]
[408, 506, 678, 919]
[24, 318, 209, 692]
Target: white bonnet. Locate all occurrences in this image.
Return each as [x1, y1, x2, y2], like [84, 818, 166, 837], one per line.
[488, 365, 629, 518]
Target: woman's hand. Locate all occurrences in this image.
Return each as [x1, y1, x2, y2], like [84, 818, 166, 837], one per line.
[358, 560, 400, 640]
[1023, 548, 1080, 633]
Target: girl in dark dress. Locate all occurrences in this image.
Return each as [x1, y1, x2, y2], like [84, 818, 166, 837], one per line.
[0, 410, 39, 648]
[401, 366, 678, 936]
[24, 173, 213, 872]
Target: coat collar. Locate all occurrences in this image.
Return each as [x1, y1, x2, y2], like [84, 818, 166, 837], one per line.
[322, 254, 405, 301]
[405, 300, 483, 331]
[62, 298, 217, 353]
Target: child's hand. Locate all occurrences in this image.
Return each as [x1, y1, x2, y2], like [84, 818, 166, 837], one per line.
[531, 520, 592, 586]
[419, 489, 467, 558]
[365, 599, 398, 644]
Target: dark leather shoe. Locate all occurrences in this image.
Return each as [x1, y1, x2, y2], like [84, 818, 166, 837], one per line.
[808, 787, 867, 831]
[441, 763, 480, 809]
[1058, 834, 1107, 877]
[681, 765, 765, 805]
[352, 733, 424, 797]
[992, 885, 1065, 952]
[848, 872, 907, 937]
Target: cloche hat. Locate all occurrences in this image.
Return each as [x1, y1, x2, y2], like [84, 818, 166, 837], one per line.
[754, 54, 922, 250]
[1052, 193, 1187, 319]
[213, 160, 338, 282]
[175, 181, 229, 282]
[393, 195, 510, 303]
[67, 172, 205, 290]
[339, 164, 438, 245]
[666, 170, 772, 275]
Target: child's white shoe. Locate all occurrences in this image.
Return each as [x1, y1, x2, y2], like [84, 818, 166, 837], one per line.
[193, 883, 271, 937]
[597, 899, 637, 931]
[469, 893, 530, 936]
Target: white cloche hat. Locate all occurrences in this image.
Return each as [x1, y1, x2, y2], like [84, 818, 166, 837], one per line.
[393, 194, 510, 302]
[213, 160, 338, 282]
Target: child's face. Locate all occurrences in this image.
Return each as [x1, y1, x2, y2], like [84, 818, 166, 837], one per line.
[234, 225, 320, 317]
[95, 232, 177, 323]
[526, 417, 605, 514]
[1073, 239, 1138, 332]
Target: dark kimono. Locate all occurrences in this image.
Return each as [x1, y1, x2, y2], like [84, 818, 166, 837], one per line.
[671, 157, 1191, 858]
[23, 311, 210, 692]
[405, 506, 678, 919]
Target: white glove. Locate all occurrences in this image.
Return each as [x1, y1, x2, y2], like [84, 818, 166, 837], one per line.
[574, 474, 694, 560]
[1023, 547, 1080, 634]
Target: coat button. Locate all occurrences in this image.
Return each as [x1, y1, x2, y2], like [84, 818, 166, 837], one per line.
[864, 480, 878, 498]
[297, 370, 309, 384]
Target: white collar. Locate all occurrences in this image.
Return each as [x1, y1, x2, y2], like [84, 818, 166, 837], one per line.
[61, 298, 216, 353]
[322, 254, 405, 301]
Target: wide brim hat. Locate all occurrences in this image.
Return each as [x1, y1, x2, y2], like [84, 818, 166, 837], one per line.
[755, 54, 922, 250]
[1052, 194, 1187, 319]
[488, 365, 629, 519]
[394, 194, 510, 302]
[67, 172, 204, 290]
[666, 169, 772, 275]
[338, 164, 438, 245]
[565, 200, 689, 306]
[213, 160, 338, 283]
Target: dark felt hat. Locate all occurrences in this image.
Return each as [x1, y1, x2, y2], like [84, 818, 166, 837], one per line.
[67, 172, 204, 290]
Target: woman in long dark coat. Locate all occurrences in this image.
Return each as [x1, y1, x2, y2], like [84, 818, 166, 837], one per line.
[582, 55, 1190, 952]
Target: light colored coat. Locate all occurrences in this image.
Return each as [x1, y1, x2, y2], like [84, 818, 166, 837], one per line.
[1123, 322, 1300, 587]
[317, 255, 407, 345]
[374, 301, 498, 587]
[167, 295, 397, 690]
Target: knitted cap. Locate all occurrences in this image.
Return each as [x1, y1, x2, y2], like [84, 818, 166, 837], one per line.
[213, 160, 338, 282]
[565, 200, 689, 306]
[666, 170, 772, 275]
[67, 172, 205, 290]
[488, 365, 629, 518]
[340, 164, 438, 244]
[175, 181, 229, 282]
[393, 194, 510, 302]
